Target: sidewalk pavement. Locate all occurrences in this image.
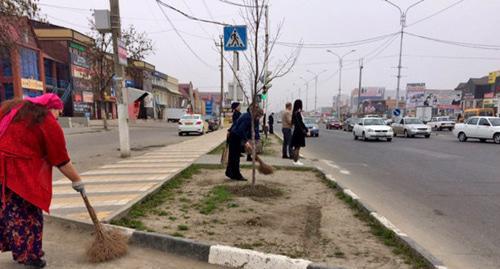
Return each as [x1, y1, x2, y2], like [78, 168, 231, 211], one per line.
[0, 218, 226, 269]
[50, 129, 227, 223]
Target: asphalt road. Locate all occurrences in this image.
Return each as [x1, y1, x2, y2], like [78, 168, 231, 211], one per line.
[300, 126, 500, 269]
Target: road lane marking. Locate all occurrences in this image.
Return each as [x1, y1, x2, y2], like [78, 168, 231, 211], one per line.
[340, 170, 351, 175]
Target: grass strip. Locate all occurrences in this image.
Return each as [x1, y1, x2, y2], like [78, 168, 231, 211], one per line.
[111, 165, 201, 230]
[208, 142, 226, 155]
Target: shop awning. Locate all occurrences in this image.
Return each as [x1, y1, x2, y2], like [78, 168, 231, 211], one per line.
[166, 86, 182, 96]
[125, 87, 153, 108]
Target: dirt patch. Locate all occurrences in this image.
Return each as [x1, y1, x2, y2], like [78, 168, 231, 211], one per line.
[227, 184, 283, 198]
[261, 134, 283, 158]
[128, 169, 411, 269]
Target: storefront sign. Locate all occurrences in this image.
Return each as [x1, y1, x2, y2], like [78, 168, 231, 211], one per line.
[72, 65, 91, 80]
[118, 39, 128, 66]
[73, 102, 91, 113]
[488, 71, 500, 84]
[82, 91, 94, 103]
[483, 99, 495, 108]
[21, 78, 44, 91]
[484, 92, 495, 99]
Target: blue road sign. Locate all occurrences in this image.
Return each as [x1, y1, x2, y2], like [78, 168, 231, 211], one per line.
[205, 100, 213, 115]
[393, 108, 401, 117]
[224, 25, 247, 51]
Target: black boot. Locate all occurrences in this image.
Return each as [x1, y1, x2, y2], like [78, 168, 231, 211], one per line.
[23, 259, 47, 268]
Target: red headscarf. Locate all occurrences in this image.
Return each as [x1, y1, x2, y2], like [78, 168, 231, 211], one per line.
[0, 94, 63, 138]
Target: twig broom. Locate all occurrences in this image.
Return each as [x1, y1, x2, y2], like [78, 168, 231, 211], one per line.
[80, 192, 128, 263]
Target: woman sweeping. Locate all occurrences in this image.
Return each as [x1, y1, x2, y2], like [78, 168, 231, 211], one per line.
[291, 99, 308, 166]
[0, 94, 85, 268]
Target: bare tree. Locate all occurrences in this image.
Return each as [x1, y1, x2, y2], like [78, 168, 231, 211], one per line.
[0, 0, 41, 58]
[221, 0, 301, 186]
[87, 23, 154, 129]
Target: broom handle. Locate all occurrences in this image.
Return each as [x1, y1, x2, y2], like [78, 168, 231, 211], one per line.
[80, 192, 101, 228]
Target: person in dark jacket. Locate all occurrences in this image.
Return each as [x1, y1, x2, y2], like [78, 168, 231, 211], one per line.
[268, 113, 274, 134]
[226, 107, 264, 180]
[291, 99, 308, 166]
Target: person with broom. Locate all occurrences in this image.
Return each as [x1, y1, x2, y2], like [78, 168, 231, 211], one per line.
[225, 106, 264, 181]
[0, 94, 86, 268]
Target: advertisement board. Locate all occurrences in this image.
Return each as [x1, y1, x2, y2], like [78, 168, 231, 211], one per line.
[406, 90, 461, 110]
[118, 39, 128, 66]
[359, 87, 385, 98]
[21, 78, 44, 91]
[82, 91, 94, 103]
[361, 100, 386, 114]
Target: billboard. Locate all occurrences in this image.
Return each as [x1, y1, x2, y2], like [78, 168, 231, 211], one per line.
[360, 87, 385, 98]
[407, 89, 461, 109]
[361, 100, 386, 114]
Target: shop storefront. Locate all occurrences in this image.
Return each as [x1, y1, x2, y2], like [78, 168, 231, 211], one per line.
[69, 42, 93, 117]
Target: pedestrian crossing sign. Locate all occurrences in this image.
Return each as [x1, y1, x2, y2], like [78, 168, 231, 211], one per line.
[224, 25, 247, 51]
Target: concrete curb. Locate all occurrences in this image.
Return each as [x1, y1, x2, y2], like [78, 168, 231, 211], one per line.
[45, 214, 342, 269]
[319, 168, 448, 269]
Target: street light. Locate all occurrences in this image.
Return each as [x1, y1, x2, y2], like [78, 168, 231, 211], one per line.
[326, 49, 356, 120]
[299, 76, 310, 112]
[307, 69, 328, 112]
[382, 0, 425, 109]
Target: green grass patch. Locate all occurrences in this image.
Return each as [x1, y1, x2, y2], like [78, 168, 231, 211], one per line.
[198, 185, 232, 214]
[112, 165, 201, 230]
[177, 224, 189, 231]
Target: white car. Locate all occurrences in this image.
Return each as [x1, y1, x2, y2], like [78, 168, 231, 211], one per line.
[453, 117, 500, 144]
[427, 116, 455, 131]
[178, 114, 208, 136]
[353, 118, 394, 142]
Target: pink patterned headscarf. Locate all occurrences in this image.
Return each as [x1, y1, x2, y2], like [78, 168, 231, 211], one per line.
[0, 94, 63, 138]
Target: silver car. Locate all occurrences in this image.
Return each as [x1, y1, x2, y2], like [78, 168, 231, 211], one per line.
[392, 117, 432, 138]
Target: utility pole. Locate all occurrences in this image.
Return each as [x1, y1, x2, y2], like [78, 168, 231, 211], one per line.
[326, 49, 355, 121]
[110, 0, 130, 157]
[307, 69, 327, 112]
[216, 35, 224, 129]
[357, 58, 364, 114]
[383, 0, 425, 109]
[262, 4, 269, 137]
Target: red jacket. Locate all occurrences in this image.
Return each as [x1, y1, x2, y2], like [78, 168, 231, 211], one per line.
[0, 113, 70, 212]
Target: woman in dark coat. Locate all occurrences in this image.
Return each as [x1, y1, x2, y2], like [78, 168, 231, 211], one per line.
[291, 99, 308, 165]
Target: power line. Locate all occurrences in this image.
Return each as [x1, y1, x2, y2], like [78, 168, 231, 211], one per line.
[156, 0, 228, 26]
[365, 34, 400, 65]
[218, 0, 256, 8]
[275, 32, 400, 49]
[405, 32, 500, 50]
[155, 0, 216, 69]
[38, 3, 92, 12]
[407, 0, 466, 27]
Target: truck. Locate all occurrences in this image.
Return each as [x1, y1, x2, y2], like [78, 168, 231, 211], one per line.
[416, 106, 433, 123]
[165, 108, 187, 122]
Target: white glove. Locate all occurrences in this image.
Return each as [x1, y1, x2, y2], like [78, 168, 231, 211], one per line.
[72, 181, 86, 194]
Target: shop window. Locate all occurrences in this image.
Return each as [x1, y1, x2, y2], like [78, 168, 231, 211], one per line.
[1, 52, 12, 77]
[23, 89, 42, 98]
[3, 83, 14, 100]
[20, 47, 40, 80]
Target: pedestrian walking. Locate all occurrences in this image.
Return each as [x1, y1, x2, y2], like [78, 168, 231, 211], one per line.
[268, 113, 274, 134]
[291, 99, 308, 166]
[281, 102, 293, 159]
[225, 106, 264, 181]
[0, 94, 85, 268]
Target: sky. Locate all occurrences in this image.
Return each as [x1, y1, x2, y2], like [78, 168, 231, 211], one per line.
[37, 0, 500, 113]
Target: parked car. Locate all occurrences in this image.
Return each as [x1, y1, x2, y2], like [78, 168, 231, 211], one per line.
[343, 118, 360, 132]
[453, 116, 500, 144]
[178, 114, 208, 136]
[353, 117, 393, 142]
[326, 118, 342, 130]
[304, 117, 319, 137]
[392, 117, 431, 138]
[427, 116, 455, 131]
[205, 115, 220, 132]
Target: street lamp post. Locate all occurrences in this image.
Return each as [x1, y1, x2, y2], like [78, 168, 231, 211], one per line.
[299, 77, 309, 112]
[382, 0, 425, 109]
[326, 49, 355, 120]
[307, 69, 328, 112]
